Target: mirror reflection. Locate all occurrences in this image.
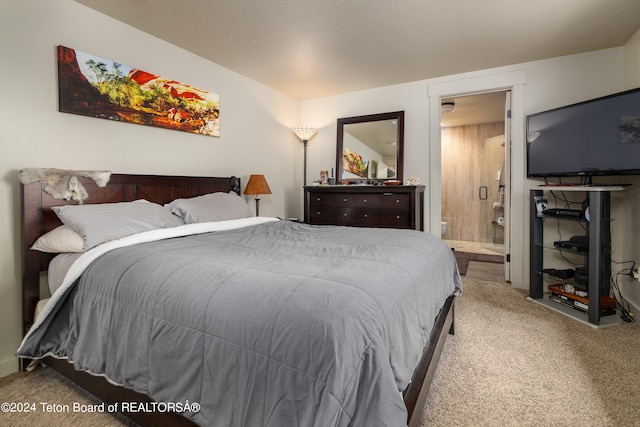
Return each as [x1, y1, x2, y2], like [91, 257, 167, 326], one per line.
[336, 111, 404, 183]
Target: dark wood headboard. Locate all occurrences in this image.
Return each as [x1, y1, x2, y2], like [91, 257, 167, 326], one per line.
[21, 173, 241, 335]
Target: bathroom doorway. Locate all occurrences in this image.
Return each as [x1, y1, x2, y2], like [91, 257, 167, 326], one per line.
[440, 91, 510, 277]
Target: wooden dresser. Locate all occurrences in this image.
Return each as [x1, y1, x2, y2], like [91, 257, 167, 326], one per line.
[304, 185, 425, 230]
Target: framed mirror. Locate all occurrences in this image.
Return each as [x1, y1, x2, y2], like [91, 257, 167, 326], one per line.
[336, 111, 404, 183]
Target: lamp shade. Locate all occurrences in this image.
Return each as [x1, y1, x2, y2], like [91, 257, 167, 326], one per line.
[244, 174, 272, 195]
[292, 126, 317, 141]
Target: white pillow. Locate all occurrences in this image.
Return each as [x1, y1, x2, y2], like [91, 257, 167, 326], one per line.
[166, 192, 253, 224]
[52, 199, 184, 249]
[31, 225, 85, 253]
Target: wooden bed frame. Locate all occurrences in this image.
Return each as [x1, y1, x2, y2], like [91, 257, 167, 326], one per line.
[20, 173, 455, 427]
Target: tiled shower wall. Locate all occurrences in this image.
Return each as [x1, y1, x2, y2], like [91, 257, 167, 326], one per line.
[441, 122, 505, 243]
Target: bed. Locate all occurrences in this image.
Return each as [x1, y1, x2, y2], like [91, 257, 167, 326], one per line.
[18, 173, 461, 427]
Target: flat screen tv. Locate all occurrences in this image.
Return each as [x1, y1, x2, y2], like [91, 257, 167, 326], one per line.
[526, 87, 640, 184]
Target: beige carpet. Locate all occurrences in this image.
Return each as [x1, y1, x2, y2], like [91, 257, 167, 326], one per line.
[2, 271, 638, 426]
[421, 275, 640, 426]
[0, 367, 134, 427]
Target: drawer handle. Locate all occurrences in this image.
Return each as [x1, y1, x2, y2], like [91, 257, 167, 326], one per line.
[364, 214, 368, 218]
[363, 199, 368, 203]
[343, 213, 348, 216]
[316, 197, 321, 201]
[396, 216, 400, 219]
[343, 198, 348, 202]
[396, 199, 400, 203]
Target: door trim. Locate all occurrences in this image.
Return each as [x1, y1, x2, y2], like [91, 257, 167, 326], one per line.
[428, 70, 526, 285]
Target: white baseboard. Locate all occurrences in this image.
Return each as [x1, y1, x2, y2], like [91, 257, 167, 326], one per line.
[0, 356, 19, 378]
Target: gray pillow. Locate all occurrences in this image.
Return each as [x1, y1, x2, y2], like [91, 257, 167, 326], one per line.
[166, 192, 253, 224]
[52, 199, 184, 249]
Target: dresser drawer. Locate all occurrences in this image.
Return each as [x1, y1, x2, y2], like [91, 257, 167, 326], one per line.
[354, 193, 410, 208]
[357, 208, 411, 228]
[309, 207, 355, 225]
[309, 193, 355, 208]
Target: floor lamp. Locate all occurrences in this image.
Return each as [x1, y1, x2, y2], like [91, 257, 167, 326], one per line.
[293, 126, 317, 186]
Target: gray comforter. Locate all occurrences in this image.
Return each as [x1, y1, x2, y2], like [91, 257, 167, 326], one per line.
[18, 219, 461, 426]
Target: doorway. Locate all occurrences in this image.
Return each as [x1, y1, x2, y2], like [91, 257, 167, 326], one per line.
[440, 91, 510, 278]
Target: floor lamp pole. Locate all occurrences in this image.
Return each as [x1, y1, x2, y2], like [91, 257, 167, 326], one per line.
[303, 139, 308, 186]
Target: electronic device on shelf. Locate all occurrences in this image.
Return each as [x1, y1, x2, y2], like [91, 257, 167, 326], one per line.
[553, 235, 589, 252]
[569, 235, 588, 244]
[542, 268, 574, 280]
[574, 266, 589, 286]
[548, 284, 616, 316]
[553, 240, 588, 252]
[542, 208, 584, 219]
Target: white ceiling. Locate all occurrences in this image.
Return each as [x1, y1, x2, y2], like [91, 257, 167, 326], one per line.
[75, 0, 640, 103]
[441, 91, 508, 127]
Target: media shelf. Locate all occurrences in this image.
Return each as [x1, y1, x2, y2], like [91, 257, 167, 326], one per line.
[529, 186, 625, 327]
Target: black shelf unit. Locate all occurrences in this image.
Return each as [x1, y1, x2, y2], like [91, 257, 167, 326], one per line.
[529, 186, 624, 326]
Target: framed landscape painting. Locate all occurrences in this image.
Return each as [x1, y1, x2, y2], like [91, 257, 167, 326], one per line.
[57, 45, 220, 137]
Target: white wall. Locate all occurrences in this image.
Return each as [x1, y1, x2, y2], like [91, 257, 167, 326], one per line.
[624, 29, 640, 89]
[0, 0, 299, 376]
[300, 48, 630, 294]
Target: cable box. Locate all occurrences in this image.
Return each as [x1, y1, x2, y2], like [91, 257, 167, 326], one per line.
[553, 240, 588, 252]
[543, 208, 584, 219]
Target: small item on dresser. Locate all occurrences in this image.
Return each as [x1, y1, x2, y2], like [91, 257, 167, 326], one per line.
[405, 176, 421, 185]
[383, 180, 402, 186]
[320, 170, 329, 184]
